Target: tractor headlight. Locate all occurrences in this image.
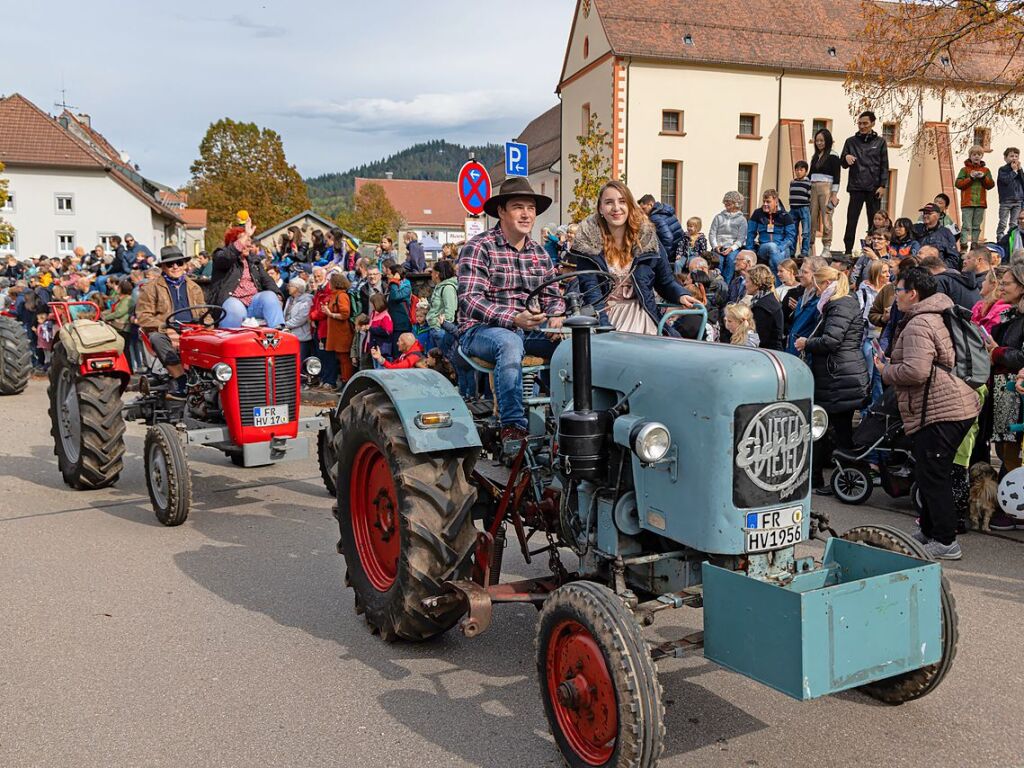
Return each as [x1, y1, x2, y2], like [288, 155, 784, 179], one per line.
[811, 406, 829, 441]
[631, 422, 671, 464]
[213, 363, 233, 383]
[304, 357, 322, 376]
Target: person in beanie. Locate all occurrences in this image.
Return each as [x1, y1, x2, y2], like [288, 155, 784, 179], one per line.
[134, 246, 206, 398]
[210, 225, 283, 328]
[875, 267, 981, 559]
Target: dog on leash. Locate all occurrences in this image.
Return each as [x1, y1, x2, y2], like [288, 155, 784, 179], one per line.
[968, 462, 1000, 532]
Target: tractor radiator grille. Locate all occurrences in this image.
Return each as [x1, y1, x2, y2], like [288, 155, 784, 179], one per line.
[235, 355, 298, 427]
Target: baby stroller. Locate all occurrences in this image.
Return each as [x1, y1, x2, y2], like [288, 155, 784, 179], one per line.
[829, 389, 921, 507]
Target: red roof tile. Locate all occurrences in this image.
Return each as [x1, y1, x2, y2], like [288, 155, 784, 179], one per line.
[0, 94, 103, 169]
[354, 177, 466, 228]
[180, 208, 208, 228]
[574, 0, 1023, 86]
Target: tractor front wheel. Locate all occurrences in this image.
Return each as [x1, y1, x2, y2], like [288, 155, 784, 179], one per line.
[0, 315, 31, 395]
[841, 524, 959, 704]
[145, 423, 192, 526]
[48, 344, 125, 489]
[333, 389, 478, 641]
[537, 581, 664, 768]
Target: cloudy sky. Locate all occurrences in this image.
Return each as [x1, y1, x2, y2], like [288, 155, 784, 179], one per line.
[7, 0, 574, 186]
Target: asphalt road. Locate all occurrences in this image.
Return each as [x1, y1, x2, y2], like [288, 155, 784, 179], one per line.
[1, 378, 1022, 768]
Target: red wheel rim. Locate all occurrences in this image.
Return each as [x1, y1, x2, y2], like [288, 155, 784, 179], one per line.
[546, 619, 617, 765]
[349, 443, 400, 591]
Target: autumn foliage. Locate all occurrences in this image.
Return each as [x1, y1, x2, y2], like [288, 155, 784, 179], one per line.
[846, 0, 1024, 149]
[187, 119, 310, 250]
[335, 183, 405, 244]
[568, 113, 614, 223]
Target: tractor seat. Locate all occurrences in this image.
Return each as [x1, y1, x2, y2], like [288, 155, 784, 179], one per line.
[468, 355, 547, 371]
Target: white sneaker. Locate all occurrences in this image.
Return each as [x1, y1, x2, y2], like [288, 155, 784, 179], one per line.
[241, 317, 260, 328]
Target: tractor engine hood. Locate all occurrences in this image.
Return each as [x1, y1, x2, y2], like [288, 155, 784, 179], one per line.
[550, 332, 816, 555]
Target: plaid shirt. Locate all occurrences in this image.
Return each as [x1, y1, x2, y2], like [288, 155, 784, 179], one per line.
[458, 225, 564, 332]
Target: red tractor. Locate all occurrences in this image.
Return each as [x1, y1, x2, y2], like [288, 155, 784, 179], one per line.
[47, 301, 326, 524]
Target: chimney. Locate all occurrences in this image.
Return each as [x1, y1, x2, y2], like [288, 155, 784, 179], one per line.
[78, 113, 91, 128]
[385, 171, 394, 180]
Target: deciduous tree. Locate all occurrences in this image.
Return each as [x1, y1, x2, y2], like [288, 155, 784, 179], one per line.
[845, 0, 1024, 150]
[336, 182, 405, 243]
[568, 114, 613, 223]
[187, 119, 310, 250]
[0, 163, 14, 247]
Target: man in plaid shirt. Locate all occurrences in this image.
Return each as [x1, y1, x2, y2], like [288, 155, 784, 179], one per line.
[459, 177, 565, 444]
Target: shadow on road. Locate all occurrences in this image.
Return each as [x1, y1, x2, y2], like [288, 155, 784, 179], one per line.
[172, 500, 766, 766]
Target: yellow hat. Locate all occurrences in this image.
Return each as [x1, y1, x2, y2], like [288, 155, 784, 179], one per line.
[236, 209, 250, 224]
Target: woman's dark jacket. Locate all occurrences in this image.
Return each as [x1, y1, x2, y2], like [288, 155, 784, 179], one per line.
[803, 294, 869, 413]
[571, 215, 687, 336]
[209, 244, 280, 305]
[752, 291, 785, 350]
[992, 306, 1024, 375]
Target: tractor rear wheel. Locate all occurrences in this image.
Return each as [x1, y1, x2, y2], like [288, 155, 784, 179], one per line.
[48, 344, 125, 489]
[318, 416, 337, 497]
[841, 524, 958, 704]
[145, 423, 192, 526]
[333, 389, 478, 641]
[537, 581, 664, 768]
[0, 315, 31, 395]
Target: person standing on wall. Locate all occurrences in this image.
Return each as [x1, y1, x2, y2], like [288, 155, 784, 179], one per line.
[840, 111, 889, 258]
[808, 128, 842, 258]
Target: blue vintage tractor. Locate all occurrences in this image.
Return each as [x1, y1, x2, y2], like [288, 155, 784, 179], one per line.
[325, 273, 957, 768]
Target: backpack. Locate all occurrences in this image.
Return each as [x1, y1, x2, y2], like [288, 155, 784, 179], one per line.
[940, 304, 990, 389]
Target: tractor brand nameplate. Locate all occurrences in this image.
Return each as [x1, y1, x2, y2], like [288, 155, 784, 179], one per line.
[733, 400, 811, 508]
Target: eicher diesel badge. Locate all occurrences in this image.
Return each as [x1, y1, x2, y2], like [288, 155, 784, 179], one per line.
[735, 403, 810, 497]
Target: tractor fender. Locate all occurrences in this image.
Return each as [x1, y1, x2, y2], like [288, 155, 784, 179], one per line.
[336, 369, 482, 454]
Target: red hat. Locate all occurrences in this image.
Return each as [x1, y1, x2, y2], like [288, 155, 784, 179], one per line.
[224, 225, 246, 247]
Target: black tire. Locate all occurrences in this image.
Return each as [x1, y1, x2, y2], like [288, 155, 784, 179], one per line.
[48, 344, 125, 489]
[830, 463, 873, 505]
[145, 423, 192, 526]
[334, 388, 478, 641]
[229, 453, 245, 467]
[537, 581, 664, 768]
[0, 315, 31, 395]
[841, 524, 959, 704]
[318, 416, 337, 497]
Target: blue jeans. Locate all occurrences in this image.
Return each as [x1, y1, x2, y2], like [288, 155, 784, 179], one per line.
[719, 248, 741, 285]
[221, 291, 284, 328]
[861, 336, 883, 406]
[757, 242, 790, 276]
[432, 327, 477, 398]
[315, 342, 337, 387]
[460, 326, 557, 429]
[791, 206, 811, 256]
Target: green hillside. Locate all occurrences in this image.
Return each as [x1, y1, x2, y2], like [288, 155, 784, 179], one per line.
[306, 140, 503, 219]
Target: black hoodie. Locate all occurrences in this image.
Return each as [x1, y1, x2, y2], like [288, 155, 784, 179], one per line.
[934, 269, 981, 310]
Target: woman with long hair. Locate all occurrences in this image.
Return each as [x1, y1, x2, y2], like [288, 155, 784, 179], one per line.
[324, 271, 354, 388]
[385, 263, 413, 346]
[795, 265, 869, 494]
[573, 180, 693, 335]
[809, 128, 842, 256]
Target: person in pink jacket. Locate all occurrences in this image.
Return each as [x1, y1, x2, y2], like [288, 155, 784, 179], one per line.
[971, 266, 1011, 333]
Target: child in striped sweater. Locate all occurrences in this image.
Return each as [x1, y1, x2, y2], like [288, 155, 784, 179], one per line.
[789, 161, 812, 258]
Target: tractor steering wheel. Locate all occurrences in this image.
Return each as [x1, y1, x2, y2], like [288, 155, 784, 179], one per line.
[523, 270, 615, 319]
[165, 304, 228, 330]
